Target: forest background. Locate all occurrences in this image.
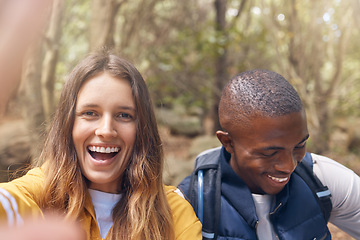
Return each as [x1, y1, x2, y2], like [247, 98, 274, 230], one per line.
[0, 0, 359, 238]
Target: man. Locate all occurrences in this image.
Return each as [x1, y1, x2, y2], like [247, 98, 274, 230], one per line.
[179, 69, 360, 239]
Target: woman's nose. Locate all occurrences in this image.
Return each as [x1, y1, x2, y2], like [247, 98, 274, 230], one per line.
[95, 115, 117, 138]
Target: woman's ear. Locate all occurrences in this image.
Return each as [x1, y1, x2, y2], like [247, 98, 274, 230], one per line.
[216, 130, 234, 154]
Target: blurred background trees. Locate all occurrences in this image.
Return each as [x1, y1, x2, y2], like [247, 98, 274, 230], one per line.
[1, 0, 360, 182]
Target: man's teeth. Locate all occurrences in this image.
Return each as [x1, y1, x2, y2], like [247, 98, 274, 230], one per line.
[268, 175, 288, 183]
[88, 146, 119, 153]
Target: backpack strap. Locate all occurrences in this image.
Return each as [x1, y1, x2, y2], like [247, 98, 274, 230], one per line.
[294, 152, 333, 222]
[188, 147, 222, 239]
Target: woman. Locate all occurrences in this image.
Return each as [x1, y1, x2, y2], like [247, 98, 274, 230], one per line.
[0, 52, 202, 240]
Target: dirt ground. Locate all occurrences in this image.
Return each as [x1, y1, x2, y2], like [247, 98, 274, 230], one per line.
[160, 127, 355, 240]
[328, 224, 354, 239]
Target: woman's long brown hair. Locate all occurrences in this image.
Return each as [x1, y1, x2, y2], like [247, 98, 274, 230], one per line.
[37, 51, 174, 240]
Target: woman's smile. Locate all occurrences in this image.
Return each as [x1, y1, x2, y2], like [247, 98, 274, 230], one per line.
[87, 145, 120, 160]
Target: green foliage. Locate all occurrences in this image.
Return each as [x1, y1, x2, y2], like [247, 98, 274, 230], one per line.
[52, 0, 360, 134]
[55, 0, 90, 89]
[147, 29, 215, 110]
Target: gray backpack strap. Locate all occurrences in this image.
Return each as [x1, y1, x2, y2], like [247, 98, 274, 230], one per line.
[294, 152, 332, 222]
[190, 147, 222, 239]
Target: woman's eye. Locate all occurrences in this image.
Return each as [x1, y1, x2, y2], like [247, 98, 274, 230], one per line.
[77, 111, 98, 118]
[84, 111, 96, 116]
[117, 113, 133, 120]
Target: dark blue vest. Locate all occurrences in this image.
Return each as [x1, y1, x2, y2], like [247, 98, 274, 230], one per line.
[179, 147, 331, 240]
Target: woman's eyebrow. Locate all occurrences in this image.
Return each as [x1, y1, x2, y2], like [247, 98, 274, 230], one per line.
[76, 103, 135, 111]
[77, 103, 98, 108]
[116, 106, 136, 111]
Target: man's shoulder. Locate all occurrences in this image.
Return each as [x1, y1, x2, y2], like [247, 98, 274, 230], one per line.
[310, 153, 350, 170]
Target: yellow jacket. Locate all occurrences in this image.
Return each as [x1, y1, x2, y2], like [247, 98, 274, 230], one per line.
[0, 168, 202, 240]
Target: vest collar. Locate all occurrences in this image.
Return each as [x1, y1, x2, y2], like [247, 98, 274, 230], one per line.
[220, 147, 258, 228]
[219, 147, 293, 227]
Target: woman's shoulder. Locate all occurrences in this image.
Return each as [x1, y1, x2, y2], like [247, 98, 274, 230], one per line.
[164, 185, 202, 240]
[10, 167, 45, 186]
[164, 185, 185, 198]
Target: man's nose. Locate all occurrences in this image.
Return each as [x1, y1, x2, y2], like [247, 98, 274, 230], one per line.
[274, 152, 298, 174]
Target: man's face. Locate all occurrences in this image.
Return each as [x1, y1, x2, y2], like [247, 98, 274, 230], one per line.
[217, 110, 309, 195]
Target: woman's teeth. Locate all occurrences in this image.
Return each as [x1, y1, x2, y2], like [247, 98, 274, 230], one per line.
[88, 146, 119, 153]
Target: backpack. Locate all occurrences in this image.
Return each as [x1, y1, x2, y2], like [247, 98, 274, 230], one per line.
[185, 148, 332, 240]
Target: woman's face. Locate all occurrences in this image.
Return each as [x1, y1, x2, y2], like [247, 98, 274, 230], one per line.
[72, 72, 136, 193]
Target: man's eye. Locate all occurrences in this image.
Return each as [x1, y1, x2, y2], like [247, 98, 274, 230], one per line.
[260, 151, 278, 157]
[295, 142, 306, 149]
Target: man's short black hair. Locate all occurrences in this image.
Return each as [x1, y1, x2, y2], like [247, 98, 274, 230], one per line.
[219, 69, 303, 130]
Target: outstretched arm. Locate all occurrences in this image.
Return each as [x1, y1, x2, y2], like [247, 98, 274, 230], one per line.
[0, 0, 52, 115]
[0, 215, 85, 240]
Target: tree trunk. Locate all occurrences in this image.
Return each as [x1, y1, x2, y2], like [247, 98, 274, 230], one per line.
[90, 0, 122, 51]
[212, 0, 228, 133]
[20, 41, 46, 162]
[285, 0, 351, 153]
[41, 0, 65, 124]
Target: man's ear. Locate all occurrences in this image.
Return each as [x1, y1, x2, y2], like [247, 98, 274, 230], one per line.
[216, 130, 234, 154]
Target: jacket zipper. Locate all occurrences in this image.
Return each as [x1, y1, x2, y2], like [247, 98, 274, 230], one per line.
[269, 202, 282, 240]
